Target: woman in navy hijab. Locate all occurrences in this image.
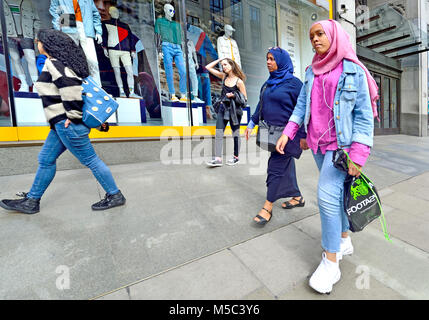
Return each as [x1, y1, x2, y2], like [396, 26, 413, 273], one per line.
[245, 47, 308, 225]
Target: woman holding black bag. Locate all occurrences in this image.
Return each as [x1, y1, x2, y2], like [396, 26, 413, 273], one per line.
[276, 20, 376, 294]
[245, 47, 307, 226]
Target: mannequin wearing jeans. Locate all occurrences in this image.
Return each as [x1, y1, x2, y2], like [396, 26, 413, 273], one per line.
[3, 0, 40, 91]
[155, 3, 187, 102]
[187, 40, 203, 103]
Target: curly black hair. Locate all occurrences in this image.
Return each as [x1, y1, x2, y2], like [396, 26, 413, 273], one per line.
[37, 29, 90, 78]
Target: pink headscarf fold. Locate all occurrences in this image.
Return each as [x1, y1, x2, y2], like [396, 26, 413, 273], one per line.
[311, 20, 379, 119]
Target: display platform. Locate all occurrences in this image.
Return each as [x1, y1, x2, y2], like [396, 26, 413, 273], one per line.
[161, 100, 205, 126]
[12, 92, 150, 126]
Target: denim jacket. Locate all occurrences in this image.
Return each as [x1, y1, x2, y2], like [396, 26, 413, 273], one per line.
[49, 0, 102, 38]
[289, 59, 374, 148]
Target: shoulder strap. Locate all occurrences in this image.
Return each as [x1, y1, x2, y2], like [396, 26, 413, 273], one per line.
[258, 84, 268, 121]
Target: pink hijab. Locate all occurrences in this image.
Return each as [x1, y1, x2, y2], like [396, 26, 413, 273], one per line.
[311, 20, 379, 119]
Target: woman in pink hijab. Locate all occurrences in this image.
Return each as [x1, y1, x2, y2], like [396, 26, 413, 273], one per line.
[276, 20, 377, 294]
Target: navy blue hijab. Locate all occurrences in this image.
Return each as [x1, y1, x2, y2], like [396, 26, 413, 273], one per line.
[265, 47, 294, 89]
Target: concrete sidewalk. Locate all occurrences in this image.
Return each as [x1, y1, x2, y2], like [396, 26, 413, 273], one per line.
[0, 135, 428, 299]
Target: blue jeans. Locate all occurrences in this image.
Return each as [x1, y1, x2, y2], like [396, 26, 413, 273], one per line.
[188, 58, 199, 97]
[198, 73, 212, 106]
[312, 150, 350, 253]
[162, 42, 187, 95]
[28, 120, 119, 200]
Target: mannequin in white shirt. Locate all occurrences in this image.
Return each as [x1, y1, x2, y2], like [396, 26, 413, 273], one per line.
[217, 24, 241, 69]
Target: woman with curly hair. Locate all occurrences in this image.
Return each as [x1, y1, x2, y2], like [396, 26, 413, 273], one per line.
[0, 29, 126, 214]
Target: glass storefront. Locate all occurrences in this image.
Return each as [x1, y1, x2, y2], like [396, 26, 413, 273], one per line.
[0, 0, 332, 139]
[0, 2, 12, 127]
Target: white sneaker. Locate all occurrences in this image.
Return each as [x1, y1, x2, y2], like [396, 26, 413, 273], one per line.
[206, 159, 223, 167]
[309, 252, 341, 294]
[339, 236, 354, 260]
[192, 97, 204, 103]
[226, 157, 240, 166]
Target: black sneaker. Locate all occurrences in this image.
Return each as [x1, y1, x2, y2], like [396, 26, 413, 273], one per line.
[91, 190, 126, 211]
[0, 197, 40, 214]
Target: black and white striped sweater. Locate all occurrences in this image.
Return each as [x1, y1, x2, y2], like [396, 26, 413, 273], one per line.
[35, 58, 84, 128]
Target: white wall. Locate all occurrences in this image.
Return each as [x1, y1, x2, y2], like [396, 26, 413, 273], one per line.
[336, 0, 356, 51]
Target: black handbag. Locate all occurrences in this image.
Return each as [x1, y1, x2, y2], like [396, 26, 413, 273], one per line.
[256, 85, 285, 153]
[333, 149, 391, 240]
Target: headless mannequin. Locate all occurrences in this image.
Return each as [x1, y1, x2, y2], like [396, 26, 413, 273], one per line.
[51, 0, 103, 86]
[103, 7, 137, 98]
[3, 0, 39, 92]
[9, 44, 38, 92]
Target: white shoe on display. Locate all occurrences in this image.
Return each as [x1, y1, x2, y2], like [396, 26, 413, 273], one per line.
[19, 82, 30, 92]
[309, 252, 341, 294]
[192, 97, 204, 103]
[171, 94, 180, 102]
[129, 92, 140, 99]
[339, 236, 354, 260]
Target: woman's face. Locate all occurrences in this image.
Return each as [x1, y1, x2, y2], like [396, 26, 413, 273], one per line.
[267, 53, 278, 73]
[310, 24, 331, 55]
[221, 59, 232, 74]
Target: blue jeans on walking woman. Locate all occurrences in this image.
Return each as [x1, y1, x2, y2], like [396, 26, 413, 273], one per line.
[27, 120, 119, 200]
[312, 149, 350, 253]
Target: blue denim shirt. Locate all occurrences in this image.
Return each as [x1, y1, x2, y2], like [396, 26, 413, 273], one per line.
[289, 59, 374, 149]
[49, 0, 102, 38]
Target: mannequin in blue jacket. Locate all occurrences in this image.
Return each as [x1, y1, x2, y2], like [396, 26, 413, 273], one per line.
[49, 0, 103, 85]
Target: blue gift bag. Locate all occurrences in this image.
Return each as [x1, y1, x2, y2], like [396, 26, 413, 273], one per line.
[81, 77, 119, 128]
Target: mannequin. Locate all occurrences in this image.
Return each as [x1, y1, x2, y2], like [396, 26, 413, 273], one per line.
[187, 23, 219, 118]
[186, 39, 203, 103]
[3, 0, 40, 92]
[217, 24, 241, 69]
[49, 0, 103, 86]
[102, 6, 138, 98]
[155, 3, 187, 102]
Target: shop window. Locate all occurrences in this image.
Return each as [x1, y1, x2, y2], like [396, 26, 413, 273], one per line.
[249, 5, 261, 52]
[0, 0, 332, 131]
[187, 15, 200, 27]
[185, 0, 277, 123]
[276, 0, 330, 80]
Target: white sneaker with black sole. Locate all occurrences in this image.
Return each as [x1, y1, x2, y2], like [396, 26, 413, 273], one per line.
[309, 252, 341, 294]
[206, 159, 223, 167]
[226, 157, 239, 166]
